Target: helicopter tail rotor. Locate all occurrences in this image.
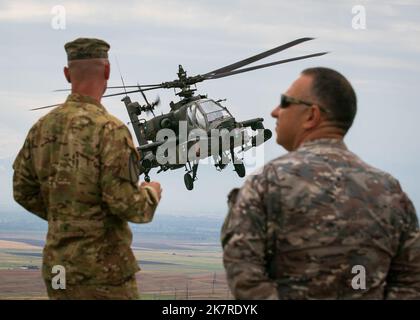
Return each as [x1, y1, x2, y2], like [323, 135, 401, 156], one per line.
[136, 83, 160, 117]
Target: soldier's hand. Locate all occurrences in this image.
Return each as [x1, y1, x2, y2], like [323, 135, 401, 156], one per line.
[141, 181, 162, 200]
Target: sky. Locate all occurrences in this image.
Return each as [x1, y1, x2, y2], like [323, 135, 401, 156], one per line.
[0, 0, 419, 219]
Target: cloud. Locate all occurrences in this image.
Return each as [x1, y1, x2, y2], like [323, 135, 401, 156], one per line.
[2, 1, 420, 71]
[0, 1, 220, 26]
[0, 2, 49, 21]
[330, 53, 420, 72]
[1, 0, 420, 216]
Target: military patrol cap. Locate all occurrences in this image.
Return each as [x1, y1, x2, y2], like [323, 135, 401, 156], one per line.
[64, 38, 110, 61]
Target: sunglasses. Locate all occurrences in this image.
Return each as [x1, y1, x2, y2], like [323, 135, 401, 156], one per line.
[280, 94, 329, 114]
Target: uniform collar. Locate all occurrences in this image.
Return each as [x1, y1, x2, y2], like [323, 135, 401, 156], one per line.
[298, 138, 347, 151]
[65, 93, 106, 111]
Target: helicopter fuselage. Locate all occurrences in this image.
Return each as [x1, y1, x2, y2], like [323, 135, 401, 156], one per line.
[134, 97, 269, 169]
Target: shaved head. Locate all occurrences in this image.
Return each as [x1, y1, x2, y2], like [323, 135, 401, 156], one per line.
[64, 58, 110, 100]
[67, 58, 109, 82]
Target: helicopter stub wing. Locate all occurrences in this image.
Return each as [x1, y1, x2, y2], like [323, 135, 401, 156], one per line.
[137, 140, 166, 152]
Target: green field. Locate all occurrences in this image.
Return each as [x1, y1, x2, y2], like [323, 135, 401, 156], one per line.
[0, 230, 231, 300]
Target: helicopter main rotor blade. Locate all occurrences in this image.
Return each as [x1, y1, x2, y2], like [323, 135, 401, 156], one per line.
[105, 84, 162, 89]
[103, 52, 328, 98]
[54, 84, 161, 92]
[29, 103, 62, 111]
[53, 89, 72, 92]
[205, 52, 329, 80]
[202, 37, 315, 77]
[102, 85, 163, 98]
[32, 86, 162, 109]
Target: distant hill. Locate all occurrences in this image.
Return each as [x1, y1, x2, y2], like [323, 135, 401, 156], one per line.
[0, 210, 225, 242]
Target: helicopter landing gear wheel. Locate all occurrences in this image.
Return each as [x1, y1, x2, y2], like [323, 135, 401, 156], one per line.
[234, 161, 246, 178]
[184, 173, 194, 190]
[230, 146, 246, 178]
[144, 169, 151, 182]
[184, 161, 198, 190]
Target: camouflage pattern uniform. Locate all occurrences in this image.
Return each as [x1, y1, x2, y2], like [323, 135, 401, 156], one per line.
[221, 138, 420, 299]
[13, 93, 159, 299]
[13, 38, 160, 299]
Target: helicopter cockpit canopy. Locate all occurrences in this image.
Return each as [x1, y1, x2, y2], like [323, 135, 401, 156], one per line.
[187, 99, 231, 130]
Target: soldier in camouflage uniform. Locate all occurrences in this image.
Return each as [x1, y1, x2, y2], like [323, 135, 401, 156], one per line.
[221, 67, 420, 299]
[13, 38, 162, 299]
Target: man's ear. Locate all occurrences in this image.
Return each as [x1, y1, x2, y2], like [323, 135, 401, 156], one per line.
[302, 105, 322, 130]
[104, 63, 110, 80]
[64, 66, 71, 83]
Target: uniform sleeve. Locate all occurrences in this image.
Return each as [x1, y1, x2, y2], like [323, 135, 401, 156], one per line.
[221, 172, 278, 300]
[100, 122, 159, 224]
[12, 129, 47, 220]
[385, 192, 420, 299]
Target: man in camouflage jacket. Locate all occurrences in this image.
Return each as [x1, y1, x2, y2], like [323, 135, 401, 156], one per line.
[13, 38, 162, 299]
[221, 67, 420, 299]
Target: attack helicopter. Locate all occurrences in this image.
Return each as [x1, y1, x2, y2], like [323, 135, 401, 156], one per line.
[33, 37, 328, 190]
